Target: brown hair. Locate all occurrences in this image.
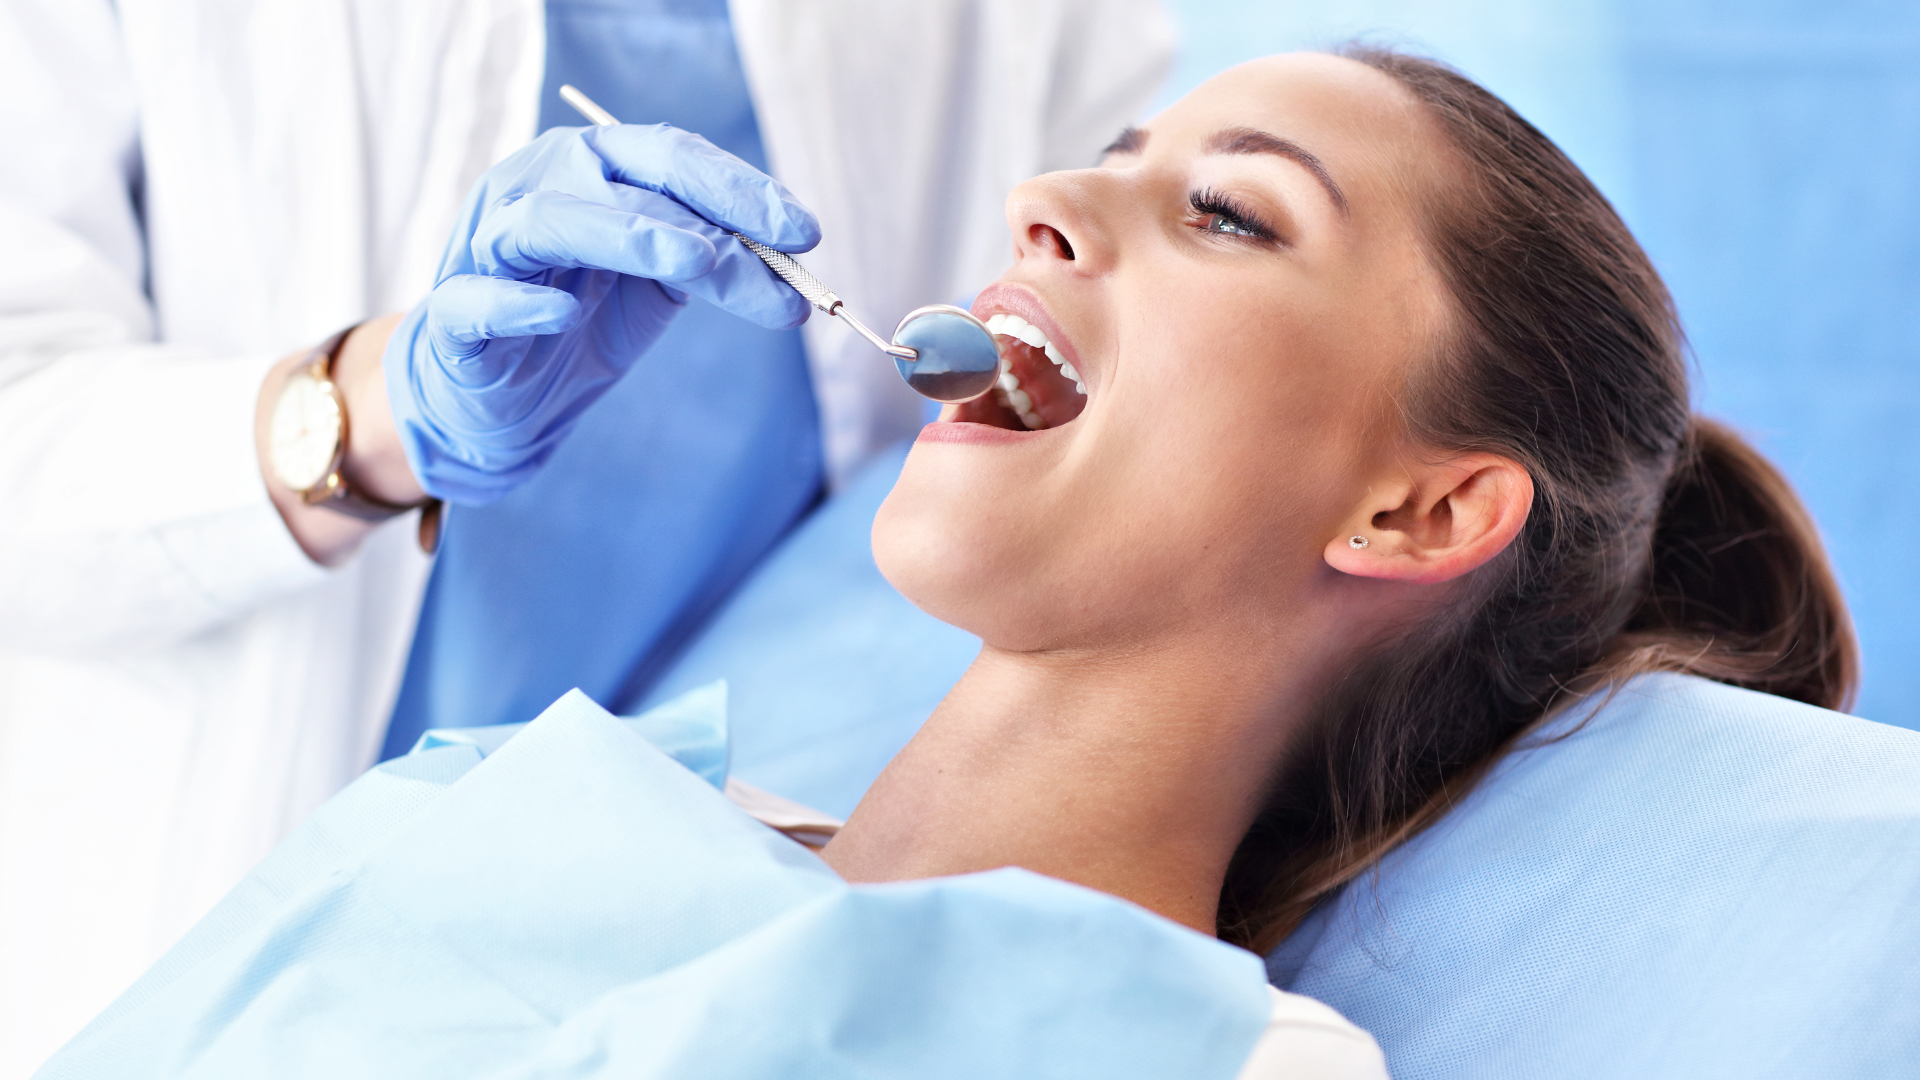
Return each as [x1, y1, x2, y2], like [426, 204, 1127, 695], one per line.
[1217, 47, 1859, 953]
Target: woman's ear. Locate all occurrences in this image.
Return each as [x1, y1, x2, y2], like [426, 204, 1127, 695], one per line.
[1324, 453, 1533, 583]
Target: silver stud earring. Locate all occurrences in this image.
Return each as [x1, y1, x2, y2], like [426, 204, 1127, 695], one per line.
[1348, 535, 1369, 550]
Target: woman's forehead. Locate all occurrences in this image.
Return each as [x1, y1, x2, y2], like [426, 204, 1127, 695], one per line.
[1148, 54, 1437, 184]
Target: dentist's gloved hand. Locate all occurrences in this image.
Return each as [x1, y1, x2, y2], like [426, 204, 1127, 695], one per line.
[385, 123, 819, 504]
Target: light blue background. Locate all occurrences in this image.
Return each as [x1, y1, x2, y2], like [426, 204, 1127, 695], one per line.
[1154, 0, 1919, 727]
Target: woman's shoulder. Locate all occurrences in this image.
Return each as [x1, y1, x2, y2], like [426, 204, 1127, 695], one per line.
[1235, 986, 1390, 1080]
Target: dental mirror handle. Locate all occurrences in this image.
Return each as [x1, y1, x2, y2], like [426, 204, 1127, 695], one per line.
[731, 236, 914, 359]
[557, 84, 618, 127]
[557, 84, 917, 361]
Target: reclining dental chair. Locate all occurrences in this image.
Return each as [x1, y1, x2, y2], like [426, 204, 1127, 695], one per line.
[639, 442, 1920, 1080]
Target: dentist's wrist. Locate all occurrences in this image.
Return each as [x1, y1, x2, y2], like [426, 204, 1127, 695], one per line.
[332, 313, 426, 507]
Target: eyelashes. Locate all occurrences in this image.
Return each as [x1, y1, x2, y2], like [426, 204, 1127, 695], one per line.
[1188, 187, 1279, 244]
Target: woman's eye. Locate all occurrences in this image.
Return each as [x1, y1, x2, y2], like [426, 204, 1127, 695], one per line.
[1202, 212, 1261, 237]
[1188, 188, 1276, 243]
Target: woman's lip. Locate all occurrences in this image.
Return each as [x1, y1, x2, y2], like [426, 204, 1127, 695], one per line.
[915, 420, 1045, 447]
[969, 283, 1085, 376]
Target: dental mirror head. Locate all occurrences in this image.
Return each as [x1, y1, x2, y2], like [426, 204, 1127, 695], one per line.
[889, 305, 1000, 403]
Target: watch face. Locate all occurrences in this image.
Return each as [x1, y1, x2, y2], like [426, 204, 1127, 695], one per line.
[270, 371, 344, 491]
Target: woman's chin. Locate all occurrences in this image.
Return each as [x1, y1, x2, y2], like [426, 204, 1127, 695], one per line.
[873, 485, 1051, 650]
[874, 490, 976, 622]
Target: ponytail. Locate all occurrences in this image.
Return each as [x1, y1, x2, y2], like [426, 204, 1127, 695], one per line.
[1613, 417, 1858, 711]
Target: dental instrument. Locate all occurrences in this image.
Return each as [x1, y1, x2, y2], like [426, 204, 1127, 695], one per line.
[559, 85, 1001, 404]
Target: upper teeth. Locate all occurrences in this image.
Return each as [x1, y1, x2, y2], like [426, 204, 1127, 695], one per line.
[984, 313, 1086, 394]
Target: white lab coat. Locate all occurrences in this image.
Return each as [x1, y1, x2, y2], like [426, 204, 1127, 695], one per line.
[0, 0, 1175, 1070]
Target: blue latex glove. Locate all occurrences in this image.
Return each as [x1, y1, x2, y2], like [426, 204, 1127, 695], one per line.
[384, 124, 820, 504]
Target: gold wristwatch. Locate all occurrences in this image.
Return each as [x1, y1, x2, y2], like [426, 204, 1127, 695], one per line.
[269, 327, 443, 548]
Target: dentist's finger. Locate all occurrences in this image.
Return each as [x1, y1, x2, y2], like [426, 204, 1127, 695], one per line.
[568, 184, 813, 328]
[471, 190, 719, 282]
[584, 123, 822, 252]
[427, 275, 582, 358]
[672, 237, 815, 330]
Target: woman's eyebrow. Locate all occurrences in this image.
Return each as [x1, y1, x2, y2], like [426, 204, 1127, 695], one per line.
[1205, 127, 1350, 217]
[1102, 126, 1148, 156]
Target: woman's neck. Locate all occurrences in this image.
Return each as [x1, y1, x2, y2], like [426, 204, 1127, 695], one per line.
[820, 628, 1325, 935]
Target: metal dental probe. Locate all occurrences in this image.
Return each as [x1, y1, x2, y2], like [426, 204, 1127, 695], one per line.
[558, 84, 1001, 404]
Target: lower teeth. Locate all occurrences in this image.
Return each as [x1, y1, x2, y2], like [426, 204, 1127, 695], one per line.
[997, 383, 1045, 430]
[993, 352, 1046, 430]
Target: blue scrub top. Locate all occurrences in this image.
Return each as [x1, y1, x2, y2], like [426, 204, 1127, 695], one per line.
[380, 0, 822, 757]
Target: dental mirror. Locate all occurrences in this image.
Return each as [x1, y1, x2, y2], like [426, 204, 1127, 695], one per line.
[559, 84, 1001, 404]
[890, 305, 1002, 403]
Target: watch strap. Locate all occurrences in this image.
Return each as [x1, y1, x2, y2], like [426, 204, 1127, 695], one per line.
[299, 470, 428, 520]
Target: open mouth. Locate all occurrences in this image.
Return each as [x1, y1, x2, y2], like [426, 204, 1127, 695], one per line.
[949, 312, 1090, 431]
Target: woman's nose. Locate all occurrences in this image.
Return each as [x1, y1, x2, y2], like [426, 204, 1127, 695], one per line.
[1004, 171, 1116, 275]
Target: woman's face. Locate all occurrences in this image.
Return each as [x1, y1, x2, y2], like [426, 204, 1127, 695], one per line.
[874, 54, 1453, 651]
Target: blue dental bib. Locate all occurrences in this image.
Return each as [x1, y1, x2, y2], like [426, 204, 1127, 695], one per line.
[43, 687, 1272, 1080]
